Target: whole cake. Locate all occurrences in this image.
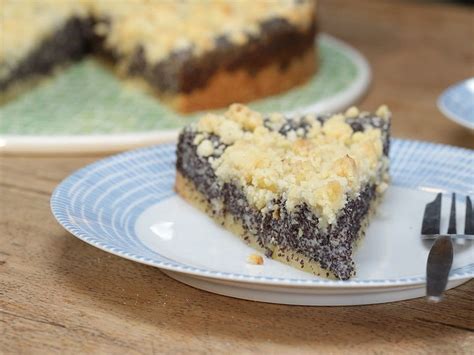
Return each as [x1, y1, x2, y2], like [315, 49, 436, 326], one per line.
[0, 0, 318, 113]
[175, 104, 391, 280]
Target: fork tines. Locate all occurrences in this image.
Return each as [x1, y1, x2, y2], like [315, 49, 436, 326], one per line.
[421, 193, 474, 239]
[465, 196, 474, 235]
[447, 193, 457, 234]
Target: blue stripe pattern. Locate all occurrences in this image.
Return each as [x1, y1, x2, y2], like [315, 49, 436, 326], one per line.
[50, 139, 474, 285]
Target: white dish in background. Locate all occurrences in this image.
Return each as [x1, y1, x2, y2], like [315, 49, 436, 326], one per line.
[51, 140, 473, 306]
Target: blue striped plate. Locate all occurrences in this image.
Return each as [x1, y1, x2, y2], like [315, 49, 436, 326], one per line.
[51, 139, 473, 305]
[438, 78, 474, 130]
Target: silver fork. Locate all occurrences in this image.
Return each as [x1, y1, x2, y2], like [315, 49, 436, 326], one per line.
[421, 193, 473, 302]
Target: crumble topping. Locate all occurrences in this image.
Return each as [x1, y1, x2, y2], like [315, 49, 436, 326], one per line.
[1, 0, 316, 80]
[91, 0, 316, 63]
[194, 104, 389, 227]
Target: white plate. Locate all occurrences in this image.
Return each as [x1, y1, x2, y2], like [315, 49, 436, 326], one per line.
[1, 34, 370, 154]
[51, 140, 474, 305]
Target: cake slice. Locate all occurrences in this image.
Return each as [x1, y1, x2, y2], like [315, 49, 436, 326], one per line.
[175, 104, 390, 280]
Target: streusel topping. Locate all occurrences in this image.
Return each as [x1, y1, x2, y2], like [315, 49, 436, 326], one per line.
[1, 0, 316, 80]
[92, 0, 316, 63]
[194, 104, 389, 226]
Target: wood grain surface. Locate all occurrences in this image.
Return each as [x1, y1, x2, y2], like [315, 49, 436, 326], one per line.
[1, 1, 473, 353]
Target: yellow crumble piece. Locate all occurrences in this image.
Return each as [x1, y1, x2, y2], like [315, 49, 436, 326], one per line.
[196, 139, 214, 157]
[345, 106, 360, 118]
[376, 105, 391, 119]
[247, 253, 264, 265]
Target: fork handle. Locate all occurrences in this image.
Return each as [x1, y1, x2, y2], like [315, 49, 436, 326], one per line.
[426, 235, 454, 302]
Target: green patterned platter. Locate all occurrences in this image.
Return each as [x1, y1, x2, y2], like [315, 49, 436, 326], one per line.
[0, 34, 370, 154]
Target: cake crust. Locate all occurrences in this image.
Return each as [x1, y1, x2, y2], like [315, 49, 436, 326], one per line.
[166, 48, 317, 113]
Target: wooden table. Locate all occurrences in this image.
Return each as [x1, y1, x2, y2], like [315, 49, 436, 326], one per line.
[1, 1, 473, 353]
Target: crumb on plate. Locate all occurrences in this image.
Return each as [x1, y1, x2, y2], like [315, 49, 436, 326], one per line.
[247, 253, 264, 265]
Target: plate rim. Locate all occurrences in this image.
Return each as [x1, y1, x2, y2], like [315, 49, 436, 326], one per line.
[437, 77, 474, 130]
[50, 138, 474, 289]
[1, 33, 371, 154]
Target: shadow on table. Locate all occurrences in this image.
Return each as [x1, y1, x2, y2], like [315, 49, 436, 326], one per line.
[56, 234, 472, 349]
